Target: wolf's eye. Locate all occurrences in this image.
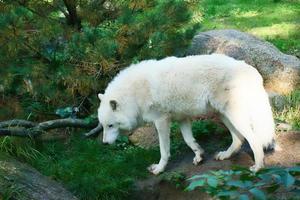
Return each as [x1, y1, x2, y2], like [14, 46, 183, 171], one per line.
[108, 124, 113, 128]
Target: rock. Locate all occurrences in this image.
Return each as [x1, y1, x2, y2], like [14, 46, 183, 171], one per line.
[0, 154, 78, 200]
[268, 92, 287, 111]
[129, 124, 158, 149]
[276, 122, 293, 132]
[188, 29, 300, 95]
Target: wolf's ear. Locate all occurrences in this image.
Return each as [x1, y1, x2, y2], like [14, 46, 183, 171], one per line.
[110, 100, 118, 111]
[98, 93, 104, 101]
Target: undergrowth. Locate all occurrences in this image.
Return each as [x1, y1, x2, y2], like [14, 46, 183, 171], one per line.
[187, 166, 300, 200]
[29, 135, 159, 200]
[274, 90, 300, 130]
[0, 137, 43, 162]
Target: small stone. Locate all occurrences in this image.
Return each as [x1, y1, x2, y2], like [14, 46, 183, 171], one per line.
[268, 92, 287, 111]
[129, 124, 158, 149]
[276, 122, 293, 132]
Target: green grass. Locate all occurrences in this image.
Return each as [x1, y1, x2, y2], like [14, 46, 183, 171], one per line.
[30, 136, 159, 200]
[0, 135, 159, 200]
[275, 90, 300, 130]
[199, 0, 300, 56]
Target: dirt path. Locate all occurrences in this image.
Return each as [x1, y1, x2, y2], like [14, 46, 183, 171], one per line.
[133, 131, 300, 200]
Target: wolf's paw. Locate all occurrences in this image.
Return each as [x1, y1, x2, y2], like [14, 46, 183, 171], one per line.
[215, 151, 230, 160]
[193, 155, 203, 165]
[147, 164, 164, 175]
[249, 164, 263, 172]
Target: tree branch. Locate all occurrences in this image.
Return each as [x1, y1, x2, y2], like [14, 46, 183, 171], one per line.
[36, 118, 98, 130]
[0, 118, 99, 138]
[84, 123, 103, 138]
[63, 0, 82, 30]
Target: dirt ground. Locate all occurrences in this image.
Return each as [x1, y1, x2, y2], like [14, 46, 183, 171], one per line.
[133, 131, 300, 200]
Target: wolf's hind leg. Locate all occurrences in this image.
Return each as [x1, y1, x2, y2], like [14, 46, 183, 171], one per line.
[215, 115, 244, 160]
[148, 116, 171, 175]
[222, 108, 264, 172]
[180, 120, 204, 165]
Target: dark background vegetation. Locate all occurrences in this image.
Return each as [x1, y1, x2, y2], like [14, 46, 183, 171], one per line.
[0, 0, 299, 199]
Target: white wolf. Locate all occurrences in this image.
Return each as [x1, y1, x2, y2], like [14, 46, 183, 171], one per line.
[97, 54, 275, 175]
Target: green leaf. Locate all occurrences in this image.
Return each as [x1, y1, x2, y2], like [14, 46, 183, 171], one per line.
[216, 190, 239, 197]
[55, 107, 73, 118]
[227, 180, 245, 188]
[227, 180, 253, 188]
[186, 179, 205, 191]
[291, 188, 300, 195]
[282, 172, 295, 187]
[288, 166, 300, 173]
[239, 194, 250, 200]
[116, 135, 129, 144]
[249, 188, 266, 200]
[266, 184, 280, 193]
[207, 177, 218, 188]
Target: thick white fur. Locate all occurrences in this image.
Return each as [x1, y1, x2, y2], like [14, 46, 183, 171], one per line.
[97, 54, 275, 174]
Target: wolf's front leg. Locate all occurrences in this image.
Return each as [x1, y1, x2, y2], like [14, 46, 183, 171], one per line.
[180, 120, 204, 165]
[148, 116, 171, 175]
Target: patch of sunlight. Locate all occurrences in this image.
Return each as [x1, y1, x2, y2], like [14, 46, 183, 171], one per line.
[235, 10, 259, 18]
[248, 23, 299, 39]
[192, 10, 204, 23]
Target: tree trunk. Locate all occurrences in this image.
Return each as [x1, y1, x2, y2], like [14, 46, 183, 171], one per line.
[0, 154, 78, 200]
[63, 0, 82, 30]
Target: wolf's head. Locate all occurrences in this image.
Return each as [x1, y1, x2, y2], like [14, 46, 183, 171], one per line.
[97, 93, 137, 144]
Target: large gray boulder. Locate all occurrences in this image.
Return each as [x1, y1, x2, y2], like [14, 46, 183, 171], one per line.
[188, 29, 300, 95]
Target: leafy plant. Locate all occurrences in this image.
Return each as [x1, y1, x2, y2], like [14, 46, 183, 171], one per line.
[161, 171, 186, 189]
[0, 184, 23, 200]
[186, 166, 300, 200]
[0, 0, 201, 120]
[274, 90, 300, 130]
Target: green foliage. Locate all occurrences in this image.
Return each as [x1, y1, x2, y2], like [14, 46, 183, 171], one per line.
[275, 90, 300, 130]
[30, 135, 159, 200]
[200, 0, 300, 57]
[187, 166, 300, 199]
[0, 184, 23, 200]
[0, 137, 43, 162]
[0, 0, 200, 120]
[161, 171, 186, 189]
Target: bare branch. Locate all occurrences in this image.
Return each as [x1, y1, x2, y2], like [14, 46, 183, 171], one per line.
[84, 123, 103, 138]
[36, 118, 98, 130]
[0, 118, 99, 138]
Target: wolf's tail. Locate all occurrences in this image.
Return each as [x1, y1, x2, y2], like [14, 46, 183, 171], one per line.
[248, 85, 275, 148]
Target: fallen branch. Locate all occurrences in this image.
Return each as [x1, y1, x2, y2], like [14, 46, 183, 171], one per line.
[0, 118, 101, 138]
[84, 123, 103, 138]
